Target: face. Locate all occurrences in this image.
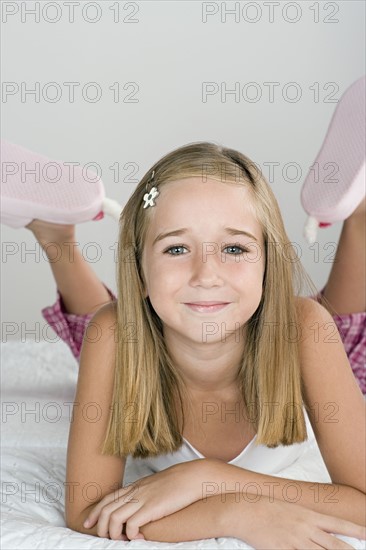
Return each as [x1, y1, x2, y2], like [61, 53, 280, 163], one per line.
[141, 177, 266, 347]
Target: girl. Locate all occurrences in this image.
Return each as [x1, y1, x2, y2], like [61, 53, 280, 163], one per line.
[24, 142, 365, 548]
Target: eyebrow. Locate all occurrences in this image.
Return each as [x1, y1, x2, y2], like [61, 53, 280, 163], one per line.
[224, 227, 259, 242]
[152, 227, 259, 246]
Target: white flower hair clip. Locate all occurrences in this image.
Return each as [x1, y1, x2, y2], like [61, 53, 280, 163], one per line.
[142, 170, 159, 209]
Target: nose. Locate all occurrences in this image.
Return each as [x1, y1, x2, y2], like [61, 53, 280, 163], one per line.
[189, 248, 224, 288]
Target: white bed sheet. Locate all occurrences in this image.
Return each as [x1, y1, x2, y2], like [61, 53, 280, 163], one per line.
[1, 340, 365, 549]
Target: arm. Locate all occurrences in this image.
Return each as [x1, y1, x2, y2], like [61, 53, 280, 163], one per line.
[76, 457, 365, 543]
[64, 306, 239, 543]
[73, 492, 237, 542]
[140, 299, 366, 542]
[138, 494, 365, 546]
[298, 298, 366, 519]
[74, 484, 365, 545]
[71, 299, 365, 540]
[65, 302, 126, 531]
[196, 459, 366, 525]
[193, 298, 366, 525]
[139, 493, 261, 543]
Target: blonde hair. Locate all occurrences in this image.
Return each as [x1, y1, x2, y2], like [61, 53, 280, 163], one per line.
[101, 141, 331, 459]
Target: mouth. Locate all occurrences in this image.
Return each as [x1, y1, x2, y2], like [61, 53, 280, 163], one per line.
[184, 302, 230, 313]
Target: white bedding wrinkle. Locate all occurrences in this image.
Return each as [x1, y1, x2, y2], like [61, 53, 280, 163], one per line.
[1, 340, 365, 549]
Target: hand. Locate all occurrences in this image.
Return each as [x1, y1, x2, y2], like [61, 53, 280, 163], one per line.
[83, 459, 206, 541]
[232, 494, 366, 550]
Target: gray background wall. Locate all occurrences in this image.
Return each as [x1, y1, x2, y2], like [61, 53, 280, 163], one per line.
[1, 1, 365, 343]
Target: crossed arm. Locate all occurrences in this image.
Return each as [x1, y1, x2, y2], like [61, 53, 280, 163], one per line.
[70, 300, 365, 543]
[76, 457, 366, 542]
[140, 467, 366, 543]
[77, 301, 366, 542]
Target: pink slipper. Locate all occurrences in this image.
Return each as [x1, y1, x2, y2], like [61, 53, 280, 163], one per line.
[0, 140, 122, 228]
[301, 75, 365, 244]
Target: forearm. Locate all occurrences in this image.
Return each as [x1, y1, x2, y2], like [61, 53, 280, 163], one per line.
[71, 494, 242, 542]
[205, 459, 366, 525]
[140, 493, 239, 542]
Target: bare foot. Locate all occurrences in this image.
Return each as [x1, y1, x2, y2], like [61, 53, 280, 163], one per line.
[25, 219, 76, 247]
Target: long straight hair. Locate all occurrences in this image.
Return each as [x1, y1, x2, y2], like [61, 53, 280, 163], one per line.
[101, 141, 326, 458]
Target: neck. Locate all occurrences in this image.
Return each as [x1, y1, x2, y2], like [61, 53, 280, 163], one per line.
[164, 325, 247, 396]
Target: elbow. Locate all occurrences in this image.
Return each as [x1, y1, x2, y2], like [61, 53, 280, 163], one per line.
[333, 477, 366, 496]
[351, 484, 366, 497]
[342, 483, 366, 500]
[64, 510, 77, 532]
[65, 518, 98, 537]
[64, 504, 96, 535]
[65, 516, 79, 533]
[64, 512, 73, 531]
[64, 512, 88, 535]
[65, 510, 103, 538]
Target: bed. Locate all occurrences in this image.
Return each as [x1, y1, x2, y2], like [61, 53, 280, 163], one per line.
[1, 339, 365, 549]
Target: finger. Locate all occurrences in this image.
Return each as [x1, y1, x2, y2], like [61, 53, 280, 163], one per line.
[122, 508, 151, 539]
[297, 542, 325, 550]
[126, 531, 145, 541]
[111, 533, 129, 542]
[312, 533, 357, 550]
[104, 522, 129, 542]
[85, 499, 113, 527]
[97, 502, 125, 539]
[126, 518, 144, 541]
[320, 517, 366, 541]
[85, 486, 132, 527]
[84, 501, 108, 528]
[87, 484, 138, 527]
[106, 502, 140, 540]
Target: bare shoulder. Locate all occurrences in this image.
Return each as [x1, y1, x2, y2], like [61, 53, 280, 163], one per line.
[82, 300, 118, 351]
[92, 299, 117, 324]
[295, 296, 366, 493]
[294, 295, 347, 378]
[294, 294, 327, 320]
[65, 299, 124, 529]
[294, 295, 336, 341]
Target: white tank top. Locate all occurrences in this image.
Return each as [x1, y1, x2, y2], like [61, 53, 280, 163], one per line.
[123, 407, 332, 486]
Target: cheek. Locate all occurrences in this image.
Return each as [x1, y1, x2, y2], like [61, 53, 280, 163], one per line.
[229, 256, 265, 298]
[144, 259, 181, 298]
[227, 252, 264, 275]
[150, 268, 179, 293]
[147, 275, 177, 325]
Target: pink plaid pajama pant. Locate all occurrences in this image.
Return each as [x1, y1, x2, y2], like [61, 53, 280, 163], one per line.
[42, 285, 366, 396]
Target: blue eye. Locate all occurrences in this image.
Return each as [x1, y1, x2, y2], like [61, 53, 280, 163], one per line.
[223, 245, 248, 255]
[164, 245, 187, 255]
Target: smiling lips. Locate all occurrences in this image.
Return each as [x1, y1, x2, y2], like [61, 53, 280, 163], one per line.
[184, 302, 230, 313]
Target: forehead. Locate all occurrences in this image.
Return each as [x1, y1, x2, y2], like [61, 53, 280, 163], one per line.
[147, 177, 259, 228]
